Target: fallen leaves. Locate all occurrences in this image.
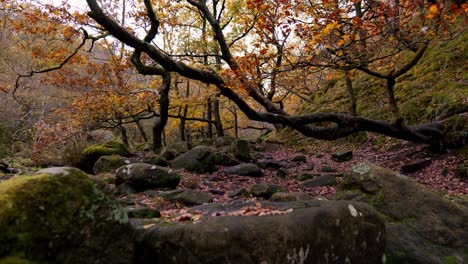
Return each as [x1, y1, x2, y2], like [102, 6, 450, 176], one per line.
[213, 202, 294, 217]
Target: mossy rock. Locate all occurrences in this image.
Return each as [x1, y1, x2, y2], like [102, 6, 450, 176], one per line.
[93, 155, 133, 174]
[0, 167, 135, 264]
[80, 141, 131, 174]
[335, 163, 468, 264]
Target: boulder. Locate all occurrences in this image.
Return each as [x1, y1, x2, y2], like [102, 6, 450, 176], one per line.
[140, 153, 168, 167]
[213, 136, 235, 147]
[291, 154, 307, 162]
[80, 141, 130, 174]
[400, 159, 432, 174]
[212, 151, 239, 166]
[226, 163, 263, 177]
[297, 173, 320, 182]
[299, 174, 337, 187]
[276, 168, 289, 178]
[134, 200, 385, 264]
[269, 192, 315, 202]
[115, 163, 180, 192]
[160, 147, 177, 160]
[86, 129, 115, 143]
[331, 150, 353, 162]
[256, 160, 282, 170]
[0, 167, 134, 264]
[125, 206, 161, 218]
[335, 163, 468, 264]
[230, 139, 251, 161]
[321, 166, 338, 173]
[171, 146, 216, 173]
[93, 155, 133, 174]
[167, 141, 191, 155]
[246, 183, 286, 199]
[159, 189, 213, 206]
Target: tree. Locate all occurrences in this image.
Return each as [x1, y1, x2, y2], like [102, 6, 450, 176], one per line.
[82, 0, 468, 147]
[4, 0, 466, 150]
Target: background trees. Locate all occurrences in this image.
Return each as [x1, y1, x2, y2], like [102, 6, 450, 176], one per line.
[0, 0, 466, 163]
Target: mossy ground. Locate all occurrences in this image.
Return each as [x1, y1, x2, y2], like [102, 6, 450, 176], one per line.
[280, 31, 467, 148]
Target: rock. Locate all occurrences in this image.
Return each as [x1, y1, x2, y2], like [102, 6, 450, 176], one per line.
[212, 151, 239, 166]
[269, 192, 315, 202]
[167, 141, 191, 154]
[331, 150, 353, 162]
[246, 183, 286, 199]
[291, 154, 307, 162]
[335, 163, 468, 264]
[400, 159, 432, 174]
[276, 168, 289, 178]
[230, 139, 251, 161]
[93, 155, 134, 174]
[297, 173, 320, 182]
[125, 206, 161, 218]
[299, 174, 337, 187]
[160, 147, 177, 160]
[209, 189, 225, 195]
[256, 160, 282, 170]
[213, 136, 235, 147]
[321, 166, 338, 172]
[171, 146, 216, 173]
[87, 129, 115, 143]
[115, 163, 180, 192]
[228, 187, 248, 198]
[116, 183, 136, 195]
[226, 163, 263, 177]
[140, 153, 168, 167]
[134, 200, 385, 264]
[80, 141, 131, 174]
[0, 162, 9, 173]
[0, 167, 134, 263]
[159, 189, 213, 206]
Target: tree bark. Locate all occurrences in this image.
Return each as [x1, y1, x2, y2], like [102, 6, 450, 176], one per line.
[213, 93, 224, 137]
[152, 73, 171, 151]
[206, 96, 213, 138]
[133, 117, 148, 142]
[386, 78, 400, 121]
[345, 71, 357, 116]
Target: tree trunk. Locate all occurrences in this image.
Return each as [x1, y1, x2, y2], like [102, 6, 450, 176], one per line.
[118, 123, 129, 147]
[133, 117, 148, 142]
[386, 78, 401, 121]
[207, 96, 213, 138]
[345, 71, 357, 116]
[180, 105, 188, 141]
[233, 107, 238, 138]
[152, 73, 171, 151]
[213, 93, 224, 137]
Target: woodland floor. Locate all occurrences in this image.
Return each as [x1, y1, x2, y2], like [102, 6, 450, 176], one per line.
[120, 136, 468, 219]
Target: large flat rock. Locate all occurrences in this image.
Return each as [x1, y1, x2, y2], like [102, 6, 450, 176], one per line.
[134, 200, 385, 264]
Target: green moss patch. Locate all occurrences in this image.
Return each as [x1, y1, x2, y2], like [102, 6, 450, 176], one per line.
[0, 167, 134, 263]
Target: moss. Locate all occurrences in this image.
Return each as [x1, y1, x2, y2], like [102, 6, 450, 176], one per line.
[0, 256, 39, 264]
[83, 141, 130, 157]
[80, 141, 130, 174]
[0, 168, 131, 263]
[444, 255, 457, 264]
